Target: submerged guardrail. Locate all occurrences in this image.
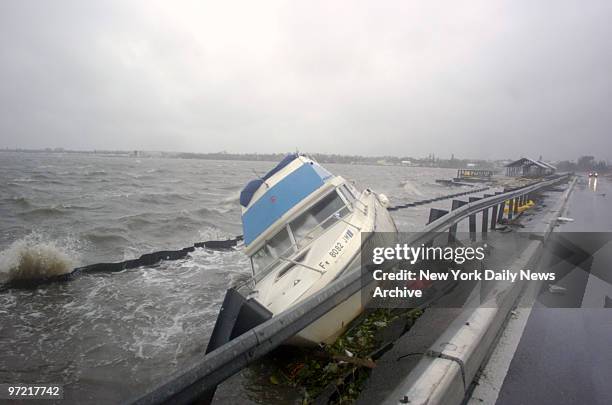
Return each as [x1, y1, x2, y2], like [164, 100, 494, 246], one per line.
[127, 174, 571, 405]
[387, 186, 490, 211]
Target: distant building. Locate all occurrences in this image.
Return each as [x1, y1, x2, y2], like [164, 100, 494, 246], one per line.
[505, 157, 556, 177]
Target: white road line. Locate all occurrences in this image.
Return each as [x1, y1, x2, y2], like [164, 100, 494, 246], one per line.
[467, 280, 540, 405]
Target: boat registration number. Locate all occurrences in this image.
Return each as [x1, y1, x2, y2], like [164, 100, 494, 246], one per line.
[318, 228, 354, 270]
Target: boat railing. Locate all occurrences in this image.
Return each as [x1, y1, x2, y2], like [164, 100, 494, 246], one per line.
[353, 196, 368, 215]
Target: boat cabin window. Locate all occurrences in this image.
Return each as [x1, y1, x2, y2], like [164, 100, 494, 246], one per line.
[251, 227, 293, 275]
[249, 190, 350, 277]
[290, 190, 349, 245]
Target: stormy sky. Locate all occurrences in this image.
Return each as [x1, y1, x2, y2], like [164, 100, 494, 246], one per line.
[1, 1, 611, 160]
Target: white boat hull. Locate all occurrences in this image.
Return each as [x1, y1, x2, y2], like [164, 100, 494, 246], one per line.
[238, 155, 398, 347]
[287, 197, 397, 346]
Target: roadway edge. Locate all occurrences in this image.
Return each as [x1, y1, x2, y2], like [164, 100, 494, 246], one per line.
[382, 176, 577, 405]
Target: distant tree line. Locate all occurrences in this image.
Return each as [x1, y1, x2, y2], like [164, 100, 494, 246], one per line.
[556, 155, 608, 173]
[4, 148, 607, 172]
[171, 151, 496, 168]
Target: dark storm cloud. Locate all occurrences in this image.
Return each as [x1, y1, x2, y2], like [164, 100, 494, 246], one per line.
[1, 0, 611, 160]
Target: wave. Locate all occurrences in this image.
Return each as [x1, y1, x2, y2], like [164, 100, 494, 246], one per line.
[10, 176, 64, 185]
[220, 192, 240, 206]
[18, 206, 68, 218]
[9, 202, 92, 217]
[32, 173, 53, 180]
[136, 193, 195, 205]
[146, 168, 165, 174]
[85, 170, 107, 176]
[0, 236, 76, 283]
[126, 172, 149, 179]
[3, 197, 32, 208]
[193, 207, 227, 217]
[83, 232, 131, 245]
[218, 184, 241, 191]
[61, 203, 97, 211]
[119, 214, 157, 230]
[399, 180, 425, 197]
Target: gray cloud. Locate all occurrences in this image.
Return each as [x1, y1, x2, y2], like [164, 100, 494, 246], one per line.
[1, 0, 611, 160]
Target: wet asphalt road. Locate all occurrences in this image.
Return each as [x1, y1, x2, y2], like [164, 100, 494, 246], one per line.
[496, 176, 612, 405]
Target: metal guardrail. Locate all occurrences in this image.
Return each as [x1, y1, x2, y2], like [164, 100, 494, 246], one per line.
[380, 175, 577, 405]
[127, 174, 570, 405]
[423, 174, 570, 234]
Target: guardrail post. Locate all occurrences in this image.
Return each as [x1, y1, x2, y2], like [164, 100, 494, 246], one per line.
[481, 208, 489, 239]
[508, 198, 514, 220]
[482, 194, 494, 237]
[427, 208, 449, 246]
[498, 201, 505, 223]
[513, 197, 519, 215]
[448, 200, 467, 243]
[490, 205, 498, 229]
[494, 192, 505, 225]
[468, 197, 481, 241]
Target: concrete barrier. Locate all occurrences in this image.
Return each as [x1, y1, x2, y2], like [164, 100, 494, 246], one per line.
[383, 177, 577, 405]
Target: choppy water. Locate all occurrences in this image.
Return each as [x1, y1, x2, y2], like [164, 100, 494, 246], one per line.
[0, 152, 462, 403]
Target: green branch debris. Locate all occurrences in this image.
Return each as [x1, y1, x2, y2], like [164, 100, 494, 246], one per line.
[267, 307, 423, 404]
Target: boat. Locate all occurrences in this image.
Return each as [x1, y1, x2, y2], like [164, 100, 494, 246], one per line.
[231, 154, 398, 345]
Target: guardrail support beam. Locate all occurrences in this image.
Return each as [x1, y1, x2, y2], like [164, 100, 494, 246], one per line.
[468, 197, 481, 241]
[490, 205, 498, 229]
[513, 197, 519, 214]
[494, 192, 505, 225]
[483, 194, 494, 232]
[508, 199, 514, 220]
[481, 208, 489, 238]
[448, 200, 467, 243]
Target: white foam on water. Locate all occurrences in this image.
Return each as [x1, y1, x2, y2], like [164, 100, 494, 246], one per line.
[0, 233, 77, 282]
[400, 179, 425, 197]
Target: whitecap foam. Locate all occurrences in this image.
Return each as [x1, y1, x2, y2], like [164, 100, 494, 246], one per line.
[0, 234, 77, 282]
[400, 179, 425, 197]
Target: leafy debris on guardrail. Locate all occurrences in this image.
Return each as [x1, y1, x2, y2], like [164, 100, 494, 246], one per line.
[265, 308, 423, 404]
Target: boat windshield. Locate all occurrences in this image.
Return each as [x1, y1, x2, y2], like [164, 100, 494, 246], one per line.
[251, 227, 293, 275]
[250, 190, 351, 277]
[290, 191, 349, 246]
